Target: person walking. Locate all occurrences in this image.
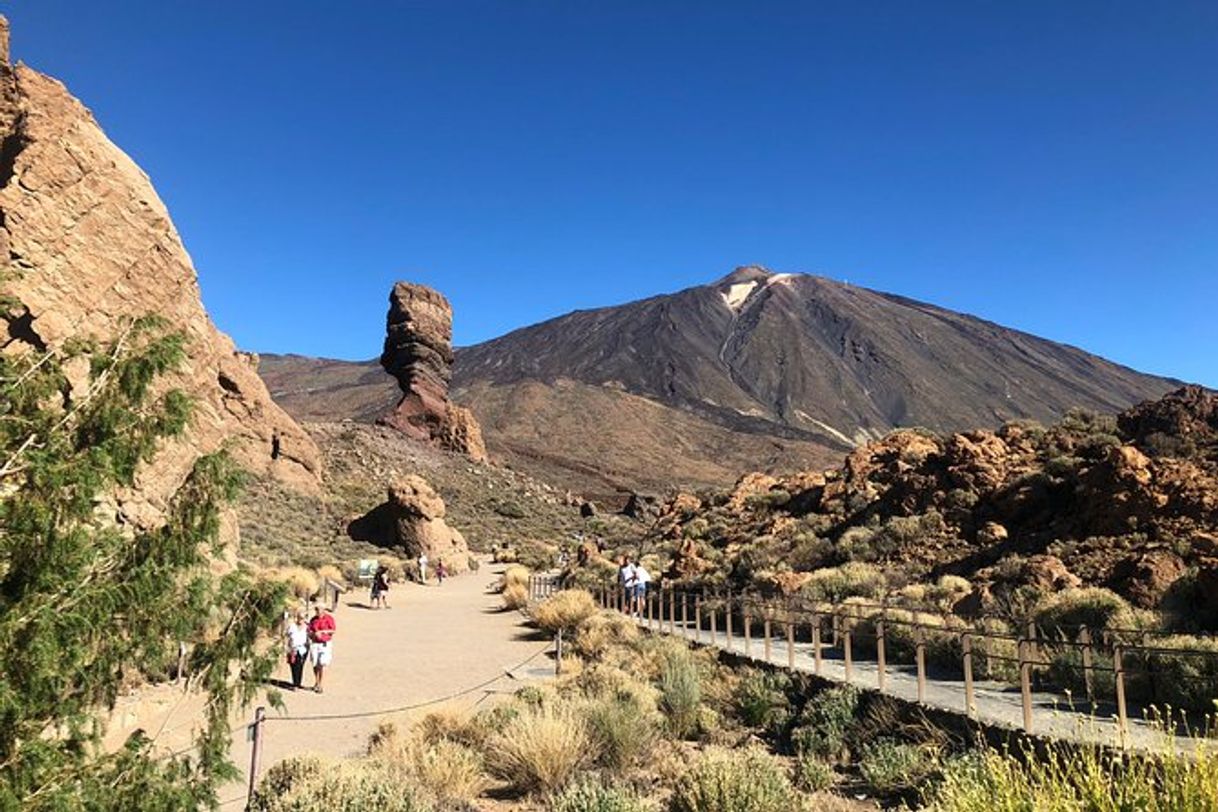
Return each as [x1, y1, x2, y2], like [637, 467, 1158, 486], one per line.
[284, 610, 309, 691]
[435, 558, 447, 585]
[307, 604, 336, 694]
[371, 565, 390, 609]
[617, 555, 632, 613]
[417, 552, 429, 584]
[629, 558, 652, 618]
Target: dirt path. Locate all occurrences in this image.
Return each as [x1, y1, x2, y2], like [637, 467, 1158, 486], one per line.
[108, 562, 554, 808]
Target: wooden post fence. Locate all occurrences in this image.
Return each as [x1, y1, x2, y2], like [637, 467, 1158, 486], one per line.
[694, 593, 703, 644]
[1018, 635, 1032, 733]
[764, 616, 773, 662]
[786, 618, 796, 669]
[915, 625, 927, 703]
[725, 591, 734, 652]
[963, 632, 976, 719]
[842, 607, 853, 684]
[1080, 626, 1095, 703]
[876, 606, 887, 692]
[812, 610, 823, 676]
[1114, 644, 1129, 748]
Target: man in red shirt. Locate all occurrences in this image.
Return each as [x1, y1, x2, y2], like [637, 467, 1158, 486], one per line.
[307, 604, 337, 693]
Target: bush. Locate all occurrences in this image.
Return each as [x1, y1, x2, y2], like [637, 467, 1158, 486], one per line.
[552, 778, 648, 812]
[1033, 587, 1136, 633]
[316, 564, 344, 586]
[486, 703, 595, 794]
[859, 738, 935, 795]
[368, 728, 490, 805]
[267, 566, 321, 601]
[794, 752, 835, 793]
[502, 564, 531, 591]
[533, 590, 599, 635]
[801, 562, 886, 603]
[582, 694, 658, 771]
[503, 583, 529, 610]
[249, 756, 430, 812]
[733, 670, 792, 733]
[670, 747, 796, 812]
[573, 611, 640, 658]
[659, 651, 702, 739]
[791, 685, 860, 762]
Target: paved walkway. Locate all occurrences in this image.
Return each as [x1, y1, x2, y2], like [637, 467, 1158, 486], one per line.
[106, 562, 553, 808]
[636, 609, 1188, 753]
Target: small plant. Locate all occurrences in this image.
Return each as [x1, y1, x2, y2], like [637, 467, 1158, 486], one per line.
[249, 756, 430, 812]
[794, 752, 835, 793]
[486, 703, 596, 794]
[502, 564, 531, 591]
[669, 747, 796, 812]
[533, 590, 599, 634]
[552, 778, 648, 812]
[583, 695, 658, 771]
[859, 738, 935, 795]
[503, 583, 529, 610]
[733, 669, 792, 733]
[790, 685, 860, 762]
[658, 652, 702, 739]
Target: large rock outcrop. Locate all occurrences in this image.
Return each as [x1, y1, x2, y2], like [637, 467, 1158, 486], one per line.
[0, 18, 320, 534]
[387, 475, 472, 573]
[379, 282, 486, 461]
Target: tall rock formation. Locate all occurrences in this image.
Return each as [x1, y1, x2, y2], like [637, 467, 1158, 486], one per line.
[0, 18, 320, 533]
[379, 281, 486, 461]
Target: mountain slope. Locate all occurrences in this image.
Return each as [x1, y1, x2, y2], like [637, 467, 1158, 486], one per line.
[259, 267, 1179, 498]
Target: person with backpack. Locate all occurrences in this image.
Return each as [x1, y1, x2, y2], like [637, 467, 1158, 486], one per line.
[371, 565, 390, 609]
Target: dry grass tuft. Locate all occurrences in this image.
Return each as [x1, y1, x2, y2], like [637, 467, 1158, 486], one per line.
[533, 590, 599, 635]
[485, 702, 596, 794]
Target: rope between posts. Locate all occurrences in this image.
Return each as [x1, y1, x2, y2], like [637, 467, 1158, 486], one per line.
[264, 641, 555, 723]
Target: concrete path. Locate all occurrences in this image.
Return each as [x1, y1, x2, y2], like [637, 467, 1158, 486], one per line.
[636, 610, 1188, 753]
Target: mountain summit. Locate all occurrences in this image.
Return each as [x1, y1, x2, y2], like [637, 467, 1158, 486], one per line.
[261, 268, 1178, 497]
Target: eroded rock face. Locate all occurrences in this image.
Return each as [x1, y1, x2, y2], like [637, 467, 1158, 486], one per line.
[0, 19, 320, 536]
[387, 474, 471, 573]
[379, 282, 486, 461]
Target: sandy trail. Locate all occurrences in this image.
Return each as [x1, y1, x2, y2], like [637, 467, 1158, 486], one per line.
[108, 562, 553, 808]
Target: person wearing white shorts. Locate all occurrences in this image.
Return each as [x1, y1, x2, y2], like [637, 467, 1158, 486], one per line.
[306, 604, 336, 693]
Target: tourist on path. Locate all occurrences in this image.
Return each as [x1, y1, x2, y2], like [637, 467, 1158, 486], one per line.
[618, 555, 632, 613]
[284, 610, 309, 691]
[435, 559, 447, 585]
[628, 559, 651, 618]
[417, 553, 429, 584]
[371, 565, 390, 609]
[307, 604, 336, 693]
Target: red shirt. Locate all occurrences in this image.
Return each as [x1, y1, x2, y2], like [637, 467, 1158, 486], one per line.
[308, 613, 335, 644]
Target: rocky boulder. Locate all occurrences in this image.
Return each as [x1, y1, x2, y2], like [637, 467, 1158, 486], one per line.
[0, 19, 320, 538]
[379, 282, 486, 461]
[387, 474, 471, 573]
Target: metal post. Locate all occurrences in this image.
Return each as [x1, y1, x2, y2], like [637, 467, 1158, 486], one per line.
[1017, 636, 1032, 733]
[247, 706, 266, 804]
[963, 632, 976, 718]
[812, 611, 822, 676]
[1114, 644, 1128, 748]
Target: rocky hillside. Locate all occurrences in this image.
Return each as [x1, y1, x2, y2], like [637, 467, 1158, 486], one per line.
[649, 386, 1218, 626]
[0, 18, 319, 536]
[260, 266, 1176, 499]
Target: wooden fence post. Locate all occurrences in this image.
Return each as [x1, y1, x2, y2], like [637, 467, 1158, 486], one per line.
[682, 592, 689, 636]
[1018, 635, 1033, 733]
[725, 590, 734, 652]
[764, 614, 773, 663]
[787, 617, 796, 669]
[842, 607, 853, 684]
[709, 592, 718, 646]
[876, 606, 887, 692]
[247, 706, 266, 804]
[743, 599, 753, 658]
[695, 592, 703, 644]
[1027, 620, 1039, 690]
[1079, 626, 1095, 703]
[963, 632, 977, 718]
[1114, 644, 1128, 748]
[915, 624, 927, 703]
[812, 609, 823, 676]
[668, 586, 676, 634]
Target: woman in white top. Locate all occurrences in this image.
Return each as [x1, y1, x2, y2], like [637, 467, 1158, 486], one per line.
[284, 610, 309, 690]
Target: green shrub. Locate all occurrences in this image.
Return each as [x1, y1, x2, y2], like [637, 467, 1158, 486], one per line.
[1033, 587, 1136, 633]
[486, 703, 595, 794]
[552, 778, 648, 812]
[669, 747, 796, 812]
[794, 752, 835, 793]
[733, 669, 792, 733]
[583, 695, 658, 771]
[534, 590, 599, 634]
[801, 562, 886, 603]
[250, 756, 430, 812]
[790, 685, 860, 762]
[860, 738, 935, 795]
[659, 652, 702, 739]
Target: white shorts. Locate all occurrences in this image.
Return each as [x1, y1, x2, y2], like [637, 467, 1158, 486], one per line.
[310, 642, 332, 667]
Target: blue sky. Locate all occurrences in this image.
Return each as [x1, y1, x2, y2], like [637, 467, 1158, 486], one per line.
[7, 2, 1217, 385]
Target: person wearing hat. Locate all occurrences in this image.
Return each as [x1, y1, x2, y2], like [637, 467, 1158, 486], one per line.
[307, 603, 336, 693]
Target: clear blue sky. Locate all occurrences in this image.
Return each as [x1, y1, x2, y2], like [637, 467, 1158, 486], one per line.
[7, 2, 1217, 385]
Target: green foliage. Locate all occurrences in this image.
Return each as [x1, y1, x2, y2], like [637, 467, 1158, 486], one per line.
[859, 738, 936, 795]
[733, 669, 792, 733]
[658, 651, 702, 739]
[0, 317, 283, 809]
[790, 685, 860, 762]
[669, 747, 796, 812]
[552, 778, 648, 812]
[793, 752, 835, 793]
[249, 756, 431, 812]
[583, 694, 657, 771]
[1033, 587, 1136, 633]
